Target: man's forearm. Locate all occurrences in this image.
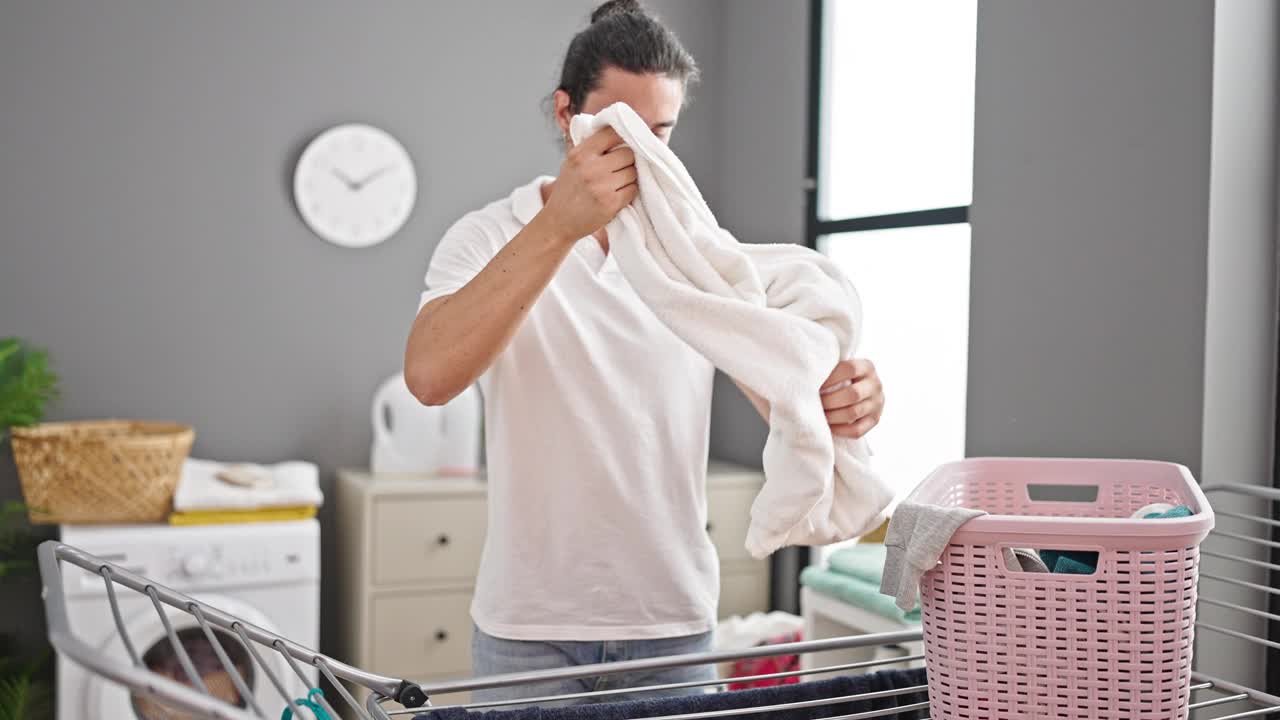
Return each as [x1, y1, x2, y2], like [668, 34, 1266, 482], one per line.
[404, 212, 574, 404]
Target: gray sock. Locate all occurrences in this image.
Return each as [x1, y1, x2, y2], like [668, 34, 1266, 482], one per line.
[880, 501, 986, 611]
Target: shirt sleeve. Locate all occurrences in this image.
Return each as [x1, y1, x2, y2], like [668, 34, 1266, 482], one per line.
[418, 215, 504, 311]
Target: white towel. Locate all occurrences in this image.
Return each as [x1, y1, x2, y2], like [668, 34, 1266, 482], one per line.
[569, 102, 894, 559]
[173, 458, 323, 512]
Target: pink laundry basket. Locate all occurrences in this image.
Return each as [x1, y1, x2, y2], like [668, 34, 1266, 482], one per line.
[910, 457, 1214, 720]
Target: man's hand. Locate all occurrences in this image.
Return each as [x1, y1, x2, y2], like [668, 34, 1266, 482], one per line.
[822, 358, 884, 439]
[541, 127, 638, 244]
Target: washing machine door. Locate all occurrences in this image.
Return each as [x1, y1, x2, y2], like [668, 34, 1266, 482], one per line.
[86, 594, 305, 719]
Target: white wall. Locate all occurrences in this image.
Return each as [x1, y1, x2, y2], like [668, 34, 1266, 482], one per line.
[1198, 0, 1279, 693]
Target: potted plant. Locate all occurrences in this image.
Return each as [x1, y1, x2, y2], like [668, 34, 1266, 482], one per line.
[0, 337, 60, 719]
[0, 338, 58, 435]
[0, 499, 51, 719]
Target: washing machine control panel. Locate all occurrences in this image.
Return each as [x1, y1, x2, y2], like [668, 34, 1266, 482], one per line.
[171, 545, 298, 582]
[60, 521, 320, 597]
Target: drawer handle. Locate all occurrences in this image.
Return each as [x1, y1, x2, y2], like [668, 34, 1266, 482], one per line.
[435, 534, 451, 547]
[705, 522, 714, 533]
[434, 629, 449, 642]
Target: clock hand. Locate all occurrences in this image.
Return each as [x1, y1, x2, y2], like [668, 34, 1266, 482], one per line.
[352, 165, 393, 190]
[330, 167, 359, 190]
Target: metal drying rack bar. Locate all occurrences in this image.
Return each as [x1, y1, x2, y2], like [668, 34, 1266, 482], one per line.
[37, 482, 1280, 719]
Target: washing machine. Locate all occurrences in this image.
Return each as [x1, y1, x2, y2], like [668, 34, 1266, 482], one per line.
[56, 520, 319, 720]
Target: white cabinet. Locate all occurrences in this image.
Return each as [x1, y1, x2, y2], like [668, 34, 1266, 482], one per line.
[336, 463, 770, 693]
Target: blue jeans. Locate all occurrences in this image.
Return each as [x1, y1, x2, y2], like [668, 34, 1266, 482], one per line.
[470, 625, 716, 706]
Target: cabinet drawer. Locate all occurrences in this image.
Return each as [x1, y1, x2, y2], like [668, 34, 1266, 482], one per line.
[706, 485, 758, 563]
[372, 591, 474, 677]
[373, 496, 486, 585]
[719, 565, 770, 620]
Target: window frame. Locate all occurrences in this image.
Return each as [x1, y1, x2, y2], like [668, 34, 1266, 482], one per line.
[803, 0, 973, 251]
[775, 0, 976, 612]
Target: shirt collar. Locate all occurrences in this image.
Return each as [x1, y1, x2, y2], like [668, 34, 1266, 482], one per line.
[511, 175, 555, 226]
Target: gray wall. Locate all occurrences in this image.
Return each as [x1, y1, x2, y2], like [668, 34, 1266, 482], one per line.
[1197, 0, 1279, 693]
[966, 0, 1214, 472]
[708, 0, 810, 465]
[0, 0, 726, 659]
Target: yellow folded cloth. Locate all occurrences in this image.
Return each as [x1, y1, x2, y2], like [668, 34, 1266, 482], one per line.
[169, 506, 317, 526]
[858, 516, 891, 544]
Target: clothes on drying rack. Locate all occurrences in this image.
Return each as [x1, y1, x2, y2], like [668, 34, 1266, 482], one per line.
[416, 668, 928, 720]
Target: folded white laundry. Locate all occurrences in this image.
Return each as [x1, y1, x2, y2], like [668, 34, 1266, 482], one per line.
[569, 102, 894, 559]
[714, 611, 804, 653]
[1132, 502, 1176, 519]
[174, 458, 323, 512]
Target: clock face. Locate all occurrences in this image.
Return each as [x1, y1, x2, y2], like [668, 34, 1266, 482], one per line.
[293, 124, 417, 248]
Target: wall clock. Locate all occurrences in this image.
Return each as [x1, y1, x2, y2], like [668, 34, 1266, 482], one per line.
[293, 124, 417, 248]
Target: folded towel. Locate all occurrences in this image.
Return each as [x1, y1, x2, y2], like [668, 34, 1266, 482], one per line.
[416, 667, 928, 720]
[174, 458, 323, 512]
[880, 502, 985, 611]
[801, 566, 921, 624]
[1133, 502, 1176, 518]
[1040, 549, 1099, 575]
[168, 506, 317, 526]
[826, 543, 889, 586]
[1145, 504, 1193, 519]
[858, 517, 891, 544]
[569, 103, 893, 559]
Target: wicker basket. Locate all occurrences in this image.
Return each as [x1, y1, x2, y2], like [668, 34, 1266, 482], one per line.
[10, 420, 194, 524]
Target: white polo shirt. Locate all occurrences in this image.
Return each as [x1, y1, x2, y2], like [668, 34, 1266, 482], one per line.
[419, 176, 718, 641]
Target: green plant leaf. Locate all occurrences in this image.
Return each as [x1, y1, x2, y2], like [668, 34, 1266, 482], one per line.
[0, 637, 52, 720]
[0, 675, 29, 720]
[0, 672, 52, 720]
[0, 339, 60, 430]
[0, 503, 41, 581]
[0, 339, 19, 367]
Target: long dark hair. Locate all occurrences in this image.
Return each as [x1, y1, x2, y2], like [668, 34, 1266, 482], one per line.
[554, 0, 700, 113]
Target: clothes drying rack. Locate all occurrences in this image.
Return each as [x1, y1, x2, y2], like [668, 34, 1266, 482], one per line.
[36, 482, 1280, 720]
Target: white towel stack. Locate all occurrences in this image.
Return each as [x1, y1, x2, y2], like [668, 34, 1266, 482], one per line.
[174, 458, 323, 512]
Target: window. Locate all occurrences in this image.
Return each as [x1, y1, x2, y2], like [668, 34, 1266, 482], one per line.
[807, 0, 978, 500]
